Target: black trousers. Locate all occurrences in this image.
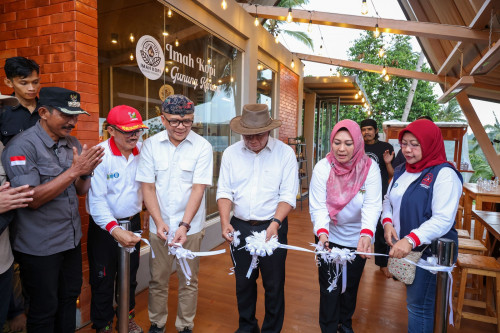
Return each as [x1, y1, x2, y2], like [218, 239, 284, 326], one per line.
[374, 221, 389, 267]
[317, 242, 366, 333]
[231, 216, 288, 333]
[0, 263, 13, 328]
[14, 244, 83, 333]
[87, 215, 141, 330]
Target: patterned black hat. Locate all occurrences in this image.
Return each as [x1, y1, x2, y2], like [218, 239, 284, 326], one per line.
[161, 94, 194, 116]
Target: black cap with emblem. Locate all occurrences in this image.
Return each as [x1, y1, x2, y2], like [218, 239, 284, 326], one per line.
[39, 87, 90, 116]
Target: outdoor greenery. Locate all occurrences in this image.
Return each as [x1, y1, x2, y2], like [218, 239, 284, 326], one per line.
[468, 112, 500, 181]
[263, 0, 314, 50]
[338, 31, 440, 125]
[434, 98, 466, 122]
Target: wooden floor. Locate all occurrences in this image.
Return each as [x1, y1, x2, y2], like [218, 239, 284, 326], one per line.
[78, 200, 496, 332]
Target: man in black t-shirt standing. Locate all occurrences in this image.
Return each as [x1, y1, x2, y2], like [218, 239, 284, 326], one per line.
[360, 118, 394, 278]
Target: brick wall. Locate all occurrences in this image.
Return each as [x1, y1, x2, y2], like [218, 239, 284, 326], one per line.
[0, 0, 99, 325]
[278, 63, 298, 142]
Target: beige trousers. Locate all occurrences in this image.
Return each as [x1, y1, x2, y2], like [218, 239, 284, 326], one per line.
[148, 231, 204, 331]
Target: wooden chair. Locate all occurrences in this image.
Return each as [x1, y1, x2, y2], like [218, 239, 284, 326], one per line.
[457, 229, 470, 239]
[456, 204, 464, 229]
[454, 253, 500, 332]
[458, 238, 487, 255]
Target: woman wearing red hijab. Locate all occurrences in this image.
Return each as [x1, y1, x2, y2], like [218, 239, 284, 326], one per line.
[382, 119, 463, 333]
[310, 119, 382, 333]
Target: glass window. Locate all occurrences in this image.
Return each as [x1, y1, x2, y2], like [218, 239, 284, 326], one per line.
[257, 63, 274, 116]
[98, 0, 242, 219]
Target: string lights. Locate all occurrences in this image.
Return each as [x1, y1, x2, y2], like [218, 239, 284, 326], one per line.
[378, 46, 385, 58]
[221, 0, 227, 10]
[254, 5, 259, 26]
[374, 24, 380, 38]
[274, 33, 279, 44]
[286, 1, 293, 23]
[167, 8, 172, 17]
[307, 11, 313, 33]
[291, 59, 295, 68]
[129, 33, 135, 42]
[175, 37, 179, 47]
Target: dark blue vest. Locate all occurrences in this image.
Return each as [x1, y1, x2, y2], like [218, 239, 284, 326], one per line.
[390, 163, 463, 260]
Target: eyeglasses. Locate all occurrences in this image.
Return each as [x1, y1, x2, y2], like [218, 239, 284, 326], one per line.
[112, 126, 143, 137]
[400, 142, 420, 149]
[163, 116, 194, 127]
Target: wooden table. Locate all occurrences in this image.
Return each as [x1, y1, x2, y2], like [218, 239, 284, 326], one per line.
[471, 209, 500, 257]
[463, 183, 500, 233]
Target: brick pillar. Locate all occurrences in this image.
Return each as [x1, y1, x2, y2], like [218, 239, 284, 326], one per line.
[0, 0, 99, 325]
[278, 63, 299, 142]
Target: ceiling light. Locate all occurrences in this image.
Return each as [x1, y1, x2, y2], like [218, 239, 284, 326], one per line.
[291, 59, 295, 68]
[378, 47, 385, 58]
[336, 72, 340, 78]
[175, 37, 179, 47]
[384, 74, 390, 81]
[167, 8, 172, 17]
[165, 66, 169, 73]
[254, 5, 259, 26]
[111, 33, 118, 44]
[129, 33, 135, 42]
[307, 19, 313, 33]
[221, 0, 227, 10]
[382, 65, 387, 76]
[129, 53, 134, 61]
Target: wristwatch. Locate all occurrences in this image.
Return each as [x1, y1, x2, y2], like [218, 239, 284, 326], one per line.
[178, 221, 191, 231]
[271, 217, 282, 229]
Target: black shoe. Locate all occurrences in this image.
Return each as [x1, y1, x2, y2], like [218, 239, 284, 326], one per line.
[148, 324, 164, 333]
[179, 327, 192, 333]
[338, 324, 354, 333]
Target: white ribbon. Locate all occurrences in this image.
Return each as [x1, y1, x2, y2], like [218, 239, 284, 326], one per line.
[244, 231, 280, 278]
[228, 230, 241, 275]
[117, 231, 155, 258]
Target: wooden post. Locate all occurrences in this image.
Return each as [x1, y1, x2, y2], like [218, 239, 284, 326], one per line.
[456, 93, 500, 176]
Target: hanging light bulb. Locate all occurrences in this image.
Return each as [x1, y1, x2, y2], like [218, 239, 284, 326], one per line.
[167, 8, 172, 17]
[254, 5, 259, 26]
[307, 19, 313, 33]
[384, 74, 390, 81]
[274, 34, 279, 44]
[378, 46, 385, 58]
[354, 93, 359, 99]
[129, 33, 135, 42]
[110, 33, 118, 44]
[165, 66, 169, 73]
[175, 37, 179, 47]
[374, 24, 380, 38]
[336, 71, 340, 78]
[291, 59, 295, 68]
[207, 58, 211, 64]
[230, 77, 234, 82]
[361, 0, 368, 15]
[318, 44, 323, 56]
[257, 64, 263, 71]
[162, 31, 169, 37]
[367, 110, 372, 116]
[129, 53, 134, 61]
[382, 65, 387, 76]
[362, 97, 365, 103]
[330, 67, 333, 75]
[364, 102, 368, 108]
[218, 79, 222, 84]
[221, 0, 227, 10]
[286, 7, 293, 23]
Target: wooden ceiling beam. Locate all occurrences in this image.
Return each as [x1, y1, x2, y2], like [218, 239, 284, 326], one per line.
[437, 0, 496, 75]
[242, 4, 495, 43]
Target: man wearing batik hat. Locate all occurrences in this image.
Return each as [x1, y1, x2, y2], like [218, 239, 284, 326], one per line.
[216, 104, 298, 333]
[136, 94, 213, 333]
[86, 105, 149, 333]
[2, 87, 104, 332]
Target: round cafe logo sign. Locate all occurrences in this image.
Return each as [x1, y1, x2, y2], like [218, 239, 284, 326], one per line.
[136, 35, 165, 80]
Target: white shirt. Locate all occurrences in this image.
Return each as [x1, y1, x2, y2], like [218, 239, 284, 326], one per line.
[216, 137, 298, 220]
[309, 158, 382, 248]
[382, 167, 462, 246]
[136, 130, 213, 235]
[86, 138, 143, 232]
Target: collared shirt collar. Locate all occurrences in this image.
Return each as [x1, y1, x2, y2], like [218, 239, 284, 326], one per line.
[108, 136, 139, 156]
[242, 135, 275, 153]
[11, 96, 39, 112]
[159, 129, 194, 145]
[34, 121, 69, 149]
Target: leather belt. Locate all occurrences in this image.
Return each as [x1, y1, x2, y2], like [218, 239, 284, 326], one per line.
[247, 219, 271, 226]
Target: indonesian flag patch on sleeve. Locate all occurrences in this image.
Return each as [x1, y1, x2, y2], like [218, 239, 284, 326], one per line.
[10, 156, 26, 166]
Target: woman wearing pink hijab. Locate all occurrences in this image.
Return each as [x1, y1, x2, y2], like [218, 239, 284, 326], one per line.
[309, 119, 382, 333]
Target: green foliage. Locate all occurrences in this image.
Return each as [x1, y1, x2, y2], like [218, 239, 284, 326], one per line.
[434, 98, 466, 122]
[468, 112, 499, 181]
[263, 0, 314, 50]
[338, 31, 440, 126]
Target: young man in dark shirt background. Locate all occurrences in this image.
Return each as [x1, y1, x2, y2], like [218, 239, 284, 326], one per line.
[360, 118, 394, 278]
[1, 57, 41, 145]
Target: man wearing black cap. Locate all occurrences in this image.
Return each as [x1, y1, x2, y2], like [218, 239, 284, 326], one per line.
[136, 94, 213, 333]
[360, 118, 394, 278]
[2, 87, 104, 332]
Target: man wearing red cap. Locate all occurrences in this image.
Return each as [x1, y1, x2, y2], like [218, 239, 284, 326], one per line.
[86, 105, 148, 333]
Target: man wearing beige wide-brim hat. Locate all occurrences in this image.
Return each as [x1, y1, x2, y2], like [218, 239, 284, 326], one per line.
[217, 104, 299, 333]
